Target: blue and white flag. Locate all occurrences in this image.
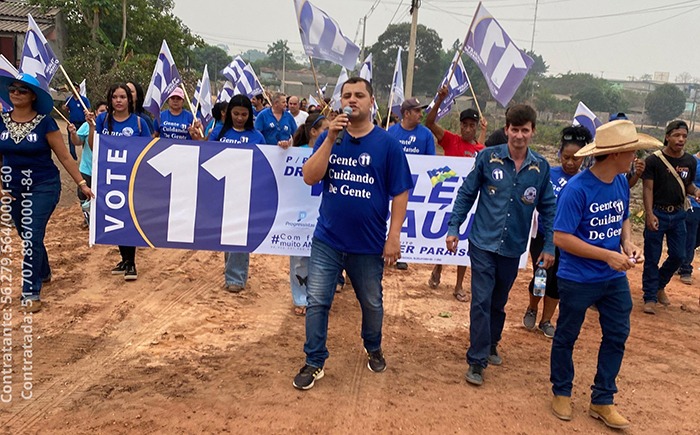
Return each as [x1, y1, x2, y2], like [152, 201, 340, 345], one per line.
[330, 67, 348, 111]
[389, 47, 404, 119]
[293, 0, 360, 70]
[359, 54, 372, 82]
[464, 3, 533, 107]
[233, 63, 264, 99]
[320, 83, 327, 97]
[78, 79, 87, 98]
[195, 65, 213, 125]
[20, 14, 60, 92]
[426, 51, 470, 122]
[572, 101, 602, 139]
[0, 55, 18, 111]
[221, 56, 246, 85]
[358, 54, 378, 120]
[143, 40, 182, 121]
[308, 94, 320, 107]
[217, 81, 235, 103]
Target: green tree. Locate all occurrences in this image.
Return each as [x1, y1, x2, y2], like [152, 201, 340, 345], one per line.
[510, 50, 548, 105]
[240, 49, 267, 63]
[265, 39, 300, 70]
[645, 84, 686, 125]
[369, 23, 444, 98]
[30, 0, 201, 103]
[190, 44, 231, 82]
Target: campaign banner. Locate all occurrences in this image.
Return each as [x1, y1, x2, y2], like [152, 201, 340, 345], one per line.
[90, 136, 530, 267]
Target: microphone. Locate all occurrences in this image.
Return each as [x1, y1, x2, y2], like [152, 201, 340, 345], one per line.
[334, 106, 353, 145]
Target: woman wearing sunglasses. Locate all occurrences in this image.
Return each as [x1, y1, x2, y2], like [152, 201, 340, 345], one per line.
[0, 74, 94, 313]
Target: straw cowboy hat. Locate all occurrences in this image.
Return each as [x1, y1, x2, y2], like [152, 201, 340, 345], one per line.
[575, 120, 662, 157]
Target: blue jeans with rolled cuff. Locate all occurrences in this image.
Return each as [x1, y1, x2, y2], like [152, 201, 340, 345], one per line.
[551, 276, 632, 405]
[224, 252, 249, 287]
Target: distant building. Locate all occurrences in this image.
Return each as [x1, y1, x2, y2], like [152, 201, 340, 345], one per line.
[0, 1, 64, 67]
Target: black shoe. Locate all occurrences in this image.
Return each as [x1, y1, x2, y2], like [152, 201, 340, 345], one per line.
[395, 261, 408, 270]
[111, 261, 127, 275]
[366, 348, 387, 373]
[465, 364, 484, 386]
[293, 364, 324, 390]
[488, 345, 502, 366]
[124, 263, 138, 281]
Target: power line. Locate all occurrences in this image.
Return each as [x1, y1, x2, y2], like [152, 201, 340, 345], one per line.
[388, 0, 406, 25]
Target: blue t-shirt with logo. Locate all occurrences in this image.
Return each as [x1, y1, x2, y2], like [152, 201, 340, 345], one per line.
[209, 126, 265, 145]
[254, 108, 296, 145]
[65, 95, 90, 123]
[555, 170, 630, 283]
[388, 123, 435, 155]
[537, 165, 574, 235]
[96, 112, 153, 138]
[0, 114, 59, 188]
[312, 126, 414, 254]
[154, 110, 195, 140]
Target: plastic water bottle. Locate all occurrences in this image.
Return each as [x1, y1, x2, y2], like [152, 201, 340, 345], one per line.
[533, 262, 546, 297]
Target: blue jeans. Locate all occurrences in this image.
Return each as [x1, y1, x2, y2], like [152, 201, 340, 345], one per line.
[642, 209, 686, 302]
[8, 179, 60, 301]
[304, 237, 384, 368]
[224, 252, 249, 286]
[679, 207, 700, 276]
[467, 244, 520, 368]
[551, 276, 632, 405]
[290, 255, 308, 307]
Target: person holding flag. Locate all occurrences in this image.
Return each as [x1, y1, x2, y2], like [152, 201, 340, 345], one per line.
[425, 85, 488, 303]
[86, 83, 153, 281]
[153, 87, 196, 140]
[63, 81, 90, 160]
[0, 74, 94, 313]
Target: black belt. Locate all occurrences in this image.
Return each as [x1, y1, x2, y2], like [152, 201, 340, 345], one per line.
[653, 204, 683, 213]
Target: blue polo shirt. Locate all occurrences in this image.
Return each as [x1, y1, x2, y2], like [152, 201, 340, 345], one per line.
[312, 126, 414, 254]
[254, 108, 296, 145]
[65, 95, 90, 123]
[555, 170, 630, 283]
[448, 144, 556, 258]
[388, 123, 436, 155]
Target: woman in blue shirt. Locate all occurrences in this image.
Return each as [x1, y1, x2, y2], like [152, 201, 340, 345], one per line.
[193, 95, 264, 292]
[0, 74, 94, 313]
[154, 87, 195, 140]
[523, 125, 591, 338]
[87, 83, 153, 281]
[288, 113, 329, 315]
[126, 81, 155, 135]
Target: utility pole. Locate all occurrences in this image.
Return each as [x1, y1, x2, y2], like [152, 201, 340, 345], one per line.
[530, 0, 539, 52]
[281, 43, 286, 93]
[360, 15, 367, 66]
[405, 0, 419, 98]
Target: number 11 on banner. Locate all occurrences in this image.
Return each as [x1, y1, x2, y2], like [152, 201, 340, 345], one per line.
[147, 145, 253, 245]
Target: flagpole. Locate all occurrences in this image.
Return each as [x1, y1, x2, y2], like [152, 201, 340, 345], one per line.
[446, 1, 481, 87]
[59, 65, 95, 126]
[180, 84, 204, 137]
[464, 70, 483, 120]
[385, 88, 395, 130]
[52, 106, 69, 123]
[307, 57, 328, 112]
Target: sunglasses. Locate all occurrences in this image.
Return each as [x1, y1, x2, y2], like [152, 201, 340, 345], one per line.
[8, 85, 31, 94]
[562, 134, 587, 141]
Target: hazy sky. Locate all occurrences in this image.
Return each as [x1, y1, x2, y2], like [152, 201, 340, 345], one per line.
[173, 0, 700, 82]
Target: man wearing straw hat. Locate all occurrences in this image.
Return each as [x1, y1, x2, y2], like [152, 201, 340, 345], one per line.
[549, 120, 659, 429]
[445, 104, 556, 386]
[641, 120, 699, 313]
